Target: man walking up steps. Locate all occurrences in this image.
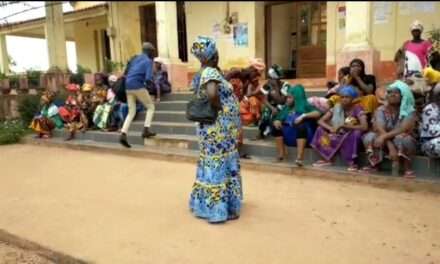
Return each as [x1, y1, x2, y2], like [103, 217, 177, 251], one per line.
[120, 42, 157, 148]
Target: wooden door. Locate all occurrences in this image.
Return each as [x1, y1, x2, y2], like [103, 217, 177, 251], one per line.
[297, 2, 326, 78]
[139, 4, 158, 52]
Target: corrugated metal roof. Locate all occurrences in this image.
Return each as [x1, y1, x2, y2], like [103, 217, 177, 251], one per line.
[0, 3, 108, 29]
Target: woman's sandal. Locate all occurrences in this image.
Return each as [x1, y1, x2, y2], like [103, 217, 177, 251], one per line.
[403, 170, 416, 179]
[240, 153, 251, 159]
[361, 165, 378, 174]
[295, 159, 304, 167]
[312, 160, 333, 167]
[276, 157, 285, 163]
[347, 165, 359, 172]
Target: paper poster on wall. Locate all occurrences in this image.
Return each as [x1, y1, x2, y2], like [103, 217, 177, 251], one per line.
[373, 2, 392, 24]
[399, 2, 436, 15]
[338, 6, 346, 30]
[212, 23, 221, 39]
[233, 23, 248, 47]
[414, 2, 435, 13]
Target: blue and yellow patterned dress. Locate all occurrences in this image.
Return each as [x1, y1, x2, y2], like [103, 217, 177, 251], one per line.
[189, 67, 243, 223]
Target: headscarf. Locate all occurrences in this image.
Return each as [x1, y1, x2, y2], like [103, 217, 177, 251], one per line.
[191, 36, 217, 63]
[249, 58, 266, 72]
[387, 80, 415, 119]
[81, 83, 93, 92]
[66, 83, 80, 92]
[108, 75, 118, 83]
[338, 85, 359, 98]
[268, 64, 283, 80]
[41, 90, 56, 104]
[410, 20, 423, 32]
[287, 84, 316, 114]
[331, 85, 359, 128]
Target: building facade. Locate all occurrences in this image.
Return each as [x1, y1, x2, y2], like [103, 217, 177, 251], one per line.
[0, 1, 439, 90]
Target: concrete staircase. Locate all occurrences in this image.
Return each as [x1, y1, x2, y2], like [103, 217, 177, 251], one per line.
[51, 91, 440, 179]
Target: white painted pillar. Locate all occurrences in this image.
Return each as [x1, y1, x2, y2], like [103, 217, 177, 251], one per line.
[45, 1, 68, 71]
[0, 34, 9, 74]
[343, 2, 372, 51]
[155, 1, 180, 63]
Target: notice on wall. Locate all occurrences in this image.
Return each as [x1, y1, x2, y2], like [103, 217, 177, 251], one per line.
[399, 2, 436, 15]
[373, 2, 392, 24]
[414, 2, 435, 13]
[338, 5, 346, 30]
[398, 2, 411, 15]
[212, 23, 221, 39]
[233, 23, 248, 47]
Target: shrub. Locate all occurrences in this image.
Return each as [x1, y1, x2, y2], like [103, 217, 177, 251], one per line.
[9, 74, 19, 89]
[17, 94, 40, 125]
[69, 64, 92, 86]
[104, 58, 125, 74]
[26, 69, 42, 88]
[0, 119, 28, 145]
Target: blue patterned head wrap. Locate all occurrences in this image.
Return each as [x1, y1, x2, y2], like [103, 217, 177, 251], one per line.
[338, 85, 359, 98]
[191, 36, 217, 63]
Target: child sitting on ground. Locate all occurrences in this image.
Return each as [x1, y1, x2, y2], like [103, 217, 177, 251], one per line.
[29, 90, 64, 138]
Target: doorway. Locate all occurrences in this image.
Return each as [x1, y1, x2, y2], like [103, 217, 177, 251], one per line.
[265, 2, 327, 79]
[176, 2, 188, 62]
[139, 4, 158, 53]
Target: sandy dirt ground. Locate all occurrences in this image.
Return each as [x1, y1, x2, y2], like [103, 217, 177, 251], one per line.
[0, 144, 439, 264]
[0, 242, 54, 264]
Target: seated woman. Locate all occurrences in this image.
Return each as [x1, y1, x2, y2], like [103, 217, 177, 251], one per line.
[92, 87, 113, 131]
[150, 58, 172, 102]
[362, 80, 417, 178]
[29, 90, 64, 138]
[308, 66, 351, 114]
[420, 84, 440, 158]
[311, 85, 368, 171]
[272, 85, 321, 166]
[59, 84, 88, 140]
[240, 59, 266, 126]
[257, 65, 288, 139]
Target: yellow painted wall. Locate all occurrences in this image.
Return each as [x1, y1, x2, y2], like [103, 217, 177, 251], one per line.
[73, 16, 107, 72]
[72, 1, 106, 11]
[326, 1, 346, 65]
[372, 2, 440, 61]
[268, 3, 295, 70]
[327, 2, 440, 65]
[185, 1, 258, 71]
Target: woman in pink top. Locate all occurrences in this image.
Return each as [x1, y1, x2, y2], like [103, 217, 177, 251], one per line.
[402, 20, 432, 77]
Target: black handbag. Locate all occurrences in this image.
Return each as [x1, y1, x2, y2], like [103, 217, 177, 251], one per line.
[186, 87, 218, 124]
[111, 56, 137, 103]
[113, 77, 127, 103]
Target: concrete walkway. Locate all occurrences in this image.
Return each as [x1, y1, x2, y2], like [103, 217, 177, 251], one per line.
[0, 144, 440, 264]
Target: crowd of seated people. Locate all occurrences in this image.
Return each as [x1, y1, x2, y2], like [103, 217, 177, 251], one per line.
[29, 20, 440, 178]
[218, 20, 440, 178]
[30, 58, 171, 140]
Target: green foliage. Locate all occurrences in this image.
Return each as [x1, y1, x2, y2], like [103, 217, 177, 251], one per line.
[69, 64, 92, 86]
[17, 94, 40, 125]
[9, 74, 19, 89]
[26, 69, 42, 87]
[0, 119, 28, 145]
[104, 58, 125, 74]
[0, 71, 6, 81]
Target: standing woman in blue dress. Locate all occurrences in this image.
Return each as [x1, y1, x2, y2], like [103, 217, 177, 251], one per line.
[189, 36, 243, 223]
